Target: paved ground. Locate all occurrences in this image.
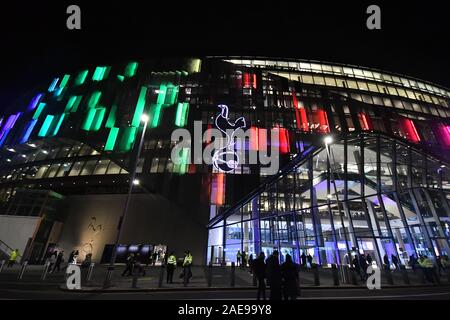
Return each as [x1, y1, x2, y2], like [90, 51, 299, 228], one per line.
[1, 263, 449, 300]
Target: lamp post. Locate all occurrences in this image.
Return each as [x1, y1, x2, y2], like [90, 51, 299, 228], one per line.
[103, 114, 149, 288]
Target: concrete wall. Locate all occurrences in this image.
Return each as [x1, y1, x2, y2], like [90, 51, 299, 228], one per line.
[0, 215, 40, 259]
[57, 193, 207, 264]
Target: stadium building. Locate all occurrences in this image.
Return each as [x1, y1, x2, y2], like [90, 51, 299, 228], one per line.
[0, 57, 449, 267]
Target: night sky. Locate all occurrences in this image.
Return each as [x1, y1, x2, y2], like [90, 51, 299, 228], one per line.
[1, 1, 449, 111]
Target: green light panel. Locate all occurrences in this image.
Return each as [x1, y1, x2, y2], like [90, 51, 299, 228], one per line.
[124, 62, 138, 77]
[105, 127, 119, 151]
[105, 104, 117, 128]
[38, 115, 54, 137]
[175, 102, 189, 127]
[82, 109, 97, 131]
[75, 70, 89, 85]
[52, 114, 66, 136]
[150, 103, 163, 128]
[166, 85, 179, 105]
[70, 96, 83, 113]
[132, 86, 147, 127]
[33, 103, 46, 119]
[92, 66, 109, 81]
[117, 75, 125, 82]
[91, 107, 106, 131]
[119, 127, 137, 152]
[88, 91, 102, 109]
[156, 84, 167, 105]
[59, 74, 71, 89]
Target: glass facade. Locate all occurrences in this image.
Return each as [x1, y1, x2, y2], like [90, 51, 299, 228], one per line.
[207, 133, 450, 267]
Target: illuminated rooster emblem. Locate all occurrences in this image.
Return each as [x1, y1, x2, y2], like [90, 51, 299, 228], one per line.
[212, 104, 246, 172]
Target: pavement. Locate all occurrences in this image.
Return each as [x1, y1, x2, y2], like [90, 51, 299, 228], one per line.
[0, 263, 449, 299]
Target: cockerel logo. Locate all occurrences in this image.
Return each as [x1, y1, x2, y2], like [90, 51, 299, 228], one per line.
[212, 104, 246, 172]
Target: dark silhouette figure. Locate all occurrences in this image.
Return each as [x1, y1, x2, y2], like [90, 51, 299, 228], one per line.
[300, 252, 307, 268]
[359, 254, 368, 280]
[266, 251, 282, 300]
[134, 253, 146, 276]
[236, 250, 241, 267]
[306, 254, 313, 267]
[122, 253, 135, 276]
[166, 251, 177, 284]
[281, 254, 299, 300]
[391, 254, 399, 271]
[152, 252, 158, 266]
[248, 254, 254, 274]
[366, 253, 373, 265]
[409, 254, 418, 271]
[352, 255, 361, 280]
[383, 254, 390, 270]
[436, 256, 444, 276]
[253, 252, 267, 300]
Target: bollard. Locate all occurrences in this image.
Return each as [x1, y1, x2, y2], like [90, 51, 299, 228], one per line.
[17, 261, 28, 280]
[41, 261, 51, 281]
[207, 263, 213, 288]
[384, 267, 394, 285]
[230, 262, 235, 287]
[312, 265, 320, 286]
[132, 274, 139, 288]
[400, 265, 410, 285]
[0, 260, 5, 273]
[158, 264, 164, 288]
[86, 263, 95, 282]
[341, 265, 349, 284]
[331, 264, 340, 286]
[349, 267, 358, 285]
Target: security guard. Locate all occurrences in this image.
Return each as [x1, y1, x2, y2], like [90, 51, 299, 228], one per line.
[7, 249, 20, 268]
[166, 252, 177, 284]
[182, 250, 193, 285]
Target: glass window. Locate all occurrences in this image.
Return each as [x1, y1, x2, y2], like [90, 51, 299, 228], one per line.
[357, 81, 369, 91]
[347, 80, 358, 89]
[301, 74, 314, 84]
[34, 165, 49, 179]
[150, 158, 159, 173]
[324, 77, 337, 86]
[332, 66, 343, 74]
[69, 161, 84, 176]
[387, 87, 398, 96]
[93, 160, 110, 175]
[56, 162, 72, 177]
[383, 98, 393, 107]
[372, 96, 383, 105]
[368, 83, 379, 93]
[313, 76, 325, 85]
[393, 99, 404, 109]
[299, 63, 311, 71]
[106, 162, 122, 174]
[80, 160, 97, 176]
[46, 164, 61, 178]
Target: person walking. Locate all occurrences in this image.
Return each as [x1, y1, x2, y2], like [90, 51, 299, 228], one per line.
[248, 254, 254, 274]
[300, 252, 307, 268]
[359, 254, 368, 280]
[306, 253, 313, 268]
[236, 250, 241, 267]
[166, 251, 177, 284]
[383, 254, 390, 271]
[391, 254, 399, 271]
[409, 254, 418, 271]
[352, 255, 361, 281]
[253, 252, 267, 300]
[47, 251, 57, 271]
[151, 251, 158, 266]
[7, 249, 20, 268]
[366, 253, 373, 265]
[134, 253, 146, 276]
[121, 253, 135, 277]
[52, 251, 64, 273]
[436, 256, 444, 276]
[182, 250, 193, 285]
[281, 254, 299, 300]
[266, 250, 282, 300]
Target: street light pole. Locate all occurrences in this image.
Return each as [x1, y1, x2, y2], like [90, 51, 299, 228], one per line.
[103, 114, 149, 288]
